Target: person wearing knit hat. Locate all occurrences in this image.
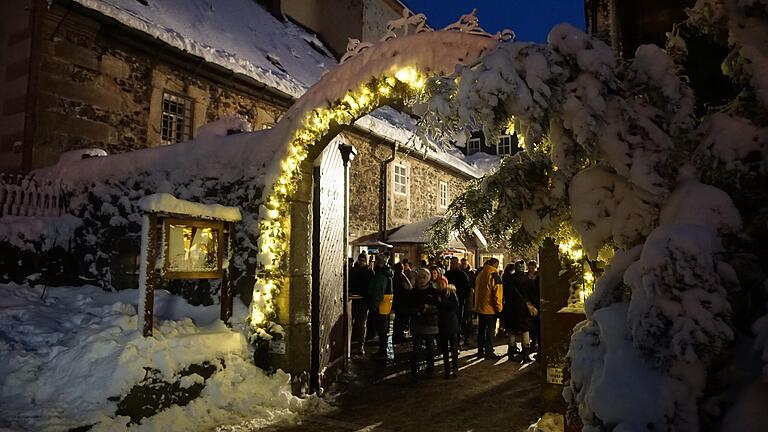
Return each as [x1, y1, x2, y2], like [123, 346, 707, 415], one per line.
[410, 267, 441, 381]
[415, 268, 431, 289]
[374, 253, 388, 267]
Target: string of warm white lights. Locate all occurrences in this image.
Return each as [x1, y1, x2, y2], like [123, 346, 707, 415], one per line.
[559, 238, 596, 305]
[248, 67, 427, 337]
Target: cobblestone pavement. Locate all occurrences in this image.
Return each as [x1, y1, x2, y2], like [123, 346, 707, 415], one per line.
[261, 338, 542, 432]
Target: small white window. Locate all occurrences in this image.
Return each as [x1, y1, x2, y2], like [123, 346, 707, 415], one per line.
[497, 134, 513, 155]
[467, 137, 481, 155]
[160, 92, 193, 145]
[393, 164, 407, 195]
[439, 181, 448, 208]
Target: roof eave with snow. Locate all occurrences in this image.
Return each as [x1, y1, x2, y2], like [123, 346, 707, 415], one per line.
[66, 0, 487, 179]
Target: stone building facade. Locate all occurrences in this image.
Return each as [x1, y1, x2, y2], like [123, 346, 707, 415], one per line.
[346, 133, 470, 242]
[0, 0, 35, 173]
[28, 4, 287, 169]
[0, 0, 492, 392]
[1, 0, 481, 246]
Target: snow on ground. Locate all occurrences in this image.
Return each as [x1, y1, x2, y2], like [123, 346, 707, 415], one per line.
[0, 283, 325, 431]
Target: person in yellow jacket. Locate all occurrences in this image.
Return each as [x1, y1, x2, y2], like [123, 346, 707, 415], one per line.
[473, 258, 504, 359]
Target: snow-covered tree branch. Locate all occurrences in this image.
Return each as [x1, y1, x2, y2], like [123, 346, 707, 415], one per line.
[423, 0, 768, 429]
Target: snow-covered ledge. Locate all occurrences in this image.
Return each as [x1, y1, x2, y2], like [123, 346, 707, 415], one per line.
[139, 193, 242, 222]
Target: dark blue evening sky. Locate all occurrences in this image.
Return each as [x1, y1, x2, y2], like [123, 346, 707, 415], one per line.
[402, 0, 585, 43]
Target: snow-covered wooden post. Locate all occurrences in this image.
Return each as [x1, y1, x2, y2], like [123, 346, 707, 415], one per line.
[138, 213, 159, 337]
[137, 194, 241, 337]
[539, 237, 598, 431]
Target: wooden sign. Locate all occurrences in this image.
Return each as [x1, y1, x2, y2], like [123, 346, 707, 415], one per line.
[137, 194, 240, 337]
[547, 367, 564, 385]
[269, 339, 286, 355]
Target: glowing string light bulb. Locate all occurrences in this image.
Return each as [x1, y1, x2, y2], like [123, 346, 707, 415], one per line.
[249, 67, 433, 335]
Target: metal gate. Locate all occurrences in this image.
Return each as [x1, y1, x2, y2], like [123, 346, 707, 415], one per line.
[310, 139, 347, 392]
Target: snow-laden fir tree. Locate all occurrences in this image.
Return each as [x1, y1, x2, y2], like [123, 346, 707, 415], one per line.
[421, 0, 768, 429]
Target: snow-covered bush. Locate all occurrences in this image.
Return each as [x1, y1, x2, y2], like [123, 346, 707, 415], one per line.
[423, 0, 768, 428]
[0, 283, 322, 430]
[1, 129, 279, 311]
[67, 172, 264, 302]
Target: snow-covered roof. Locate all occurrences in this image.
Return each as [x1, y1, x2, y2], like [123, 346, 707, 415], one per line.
[359, 107, 487, 178]
[70, 0, 490, 178]
[387, 217, 443, 244]
[71, 0, 333, 98]
[387, 216, 488, 250]
[35, 128, 279, 187]
[386, 216, 465, 249]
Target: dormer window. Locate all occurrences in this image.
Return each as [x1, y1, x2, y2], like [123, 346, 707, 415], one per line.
[467, 137, 481, 155]
[497, 134, 513, 155]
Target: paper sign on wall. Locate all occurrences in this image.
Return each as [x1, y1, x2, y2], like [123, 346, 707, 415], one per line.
[546, 367, 564, 385]
[269, 339, 286, 354]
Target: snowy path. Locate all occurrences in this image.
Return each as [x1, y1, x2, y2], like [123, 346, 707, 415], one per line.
[239, 341, 541, 432]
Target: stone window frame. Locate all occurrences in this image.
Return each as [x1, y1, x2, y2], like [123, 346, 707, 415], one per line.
[160, 91, 194, 145]
[439, 181, 448, 208]
[497, 134, 513, 155]
[148, 68, 209, 147]
[393, 163, 408, 196]
[467, 137, 481, 155]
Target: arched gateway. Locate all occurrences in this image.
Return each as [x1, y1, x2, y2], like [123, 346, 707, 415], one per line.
[251, 17, 509, 389]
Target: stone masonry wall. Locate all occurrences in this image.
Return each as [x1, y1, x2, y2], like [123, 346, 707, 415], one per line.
[34, 4, 474, 244]
[33, 4, 285, 169]
[346, 132, 472, 241]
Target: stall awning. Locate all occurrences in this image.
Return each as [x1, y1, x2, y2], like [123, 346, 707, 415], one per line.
[357, 240, 394, 248]
[386, 217, 480, 251]
[350, 232, 394, 248]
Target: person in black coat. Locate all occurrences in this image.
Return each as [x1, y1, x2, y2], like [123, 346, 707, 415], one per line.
[503, 260, 537, 363]
[501, 263, 516, 335]
[459, 258, 476, 344]
[436, 276, 460, 378]
[410, 268, 440, 380]
[350, 252, 374, 356]
[392, 261, 413, 344]
[445, 257, 470, 345]
[527, 260, 541, 355]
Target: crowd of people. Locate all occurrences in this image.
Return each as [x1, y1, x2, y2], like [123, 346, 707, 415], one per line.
[349, 251, 540, 382]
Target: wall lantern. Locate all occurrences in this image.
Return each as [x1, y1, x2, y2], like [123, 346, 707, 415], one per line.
[137, 194, 242, 337]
